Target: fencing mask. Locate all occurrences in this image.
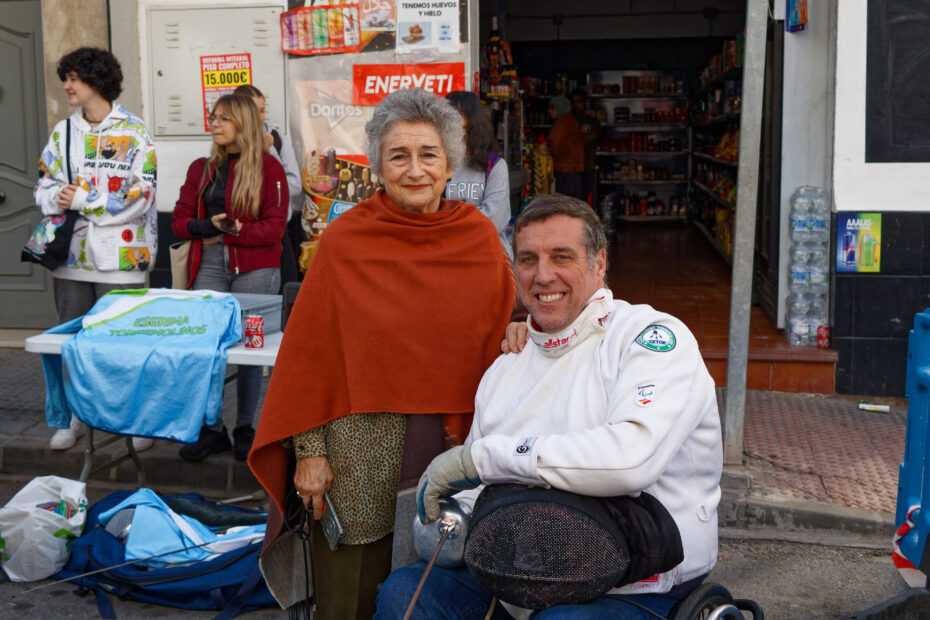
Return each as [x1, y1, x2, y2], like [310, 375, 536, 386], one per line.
[463, 484, 683, 610]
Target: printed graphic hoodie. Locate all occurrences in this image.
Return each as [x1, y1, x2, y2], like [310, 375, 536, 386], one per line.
[34, 104, 157, 284]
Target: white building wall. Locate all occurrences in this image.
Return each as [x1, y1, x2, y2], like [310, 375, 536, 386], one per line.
[776, 1, 836, 327]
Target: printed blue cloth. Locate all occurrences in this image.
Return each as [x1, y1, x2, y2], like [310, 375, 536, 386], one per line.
[41, 289, 242, 442]
[98, 488, 265, 567]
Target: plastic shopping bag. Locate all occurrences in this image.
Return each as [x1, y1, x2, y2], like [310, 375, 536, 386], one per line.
[0, 475, 87, 581]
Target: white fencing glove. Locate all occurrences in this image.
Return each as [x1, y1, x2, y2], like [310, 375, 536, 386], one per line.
[417, 444, 481, 524]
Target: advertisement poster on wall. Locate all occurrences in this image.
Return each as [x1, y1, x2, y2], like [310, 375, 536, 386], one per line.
[200, 53, 252, 131]
[283, 0, 469, 271]
[395, 1, 460, 54]
[836, 213, 882, 273]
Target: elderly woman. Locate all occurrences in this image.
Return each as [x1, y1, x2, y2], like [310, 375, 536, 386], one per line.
[249, 88, 515, 620]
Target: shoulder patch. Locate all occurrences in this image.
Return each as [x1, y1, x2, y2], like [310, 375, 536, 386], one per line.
[635, 325, 676, 352]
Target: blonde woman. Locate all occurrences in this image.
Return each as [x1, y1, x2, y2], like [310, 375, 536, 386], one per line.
[171, 93, 288, 461]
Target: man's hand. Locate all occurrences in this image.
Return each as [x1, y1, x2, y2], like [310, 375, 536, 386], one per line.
[263, 131, 274, 151]
[417, 444, 480, 524]
[294, 455, 333, 520]
[57, 184, 79, 210]
[501, 321, 529, 354]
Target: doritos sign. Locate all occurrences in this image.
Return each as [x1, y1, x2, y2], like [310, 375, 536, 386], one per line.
[352, 62, 466, 106]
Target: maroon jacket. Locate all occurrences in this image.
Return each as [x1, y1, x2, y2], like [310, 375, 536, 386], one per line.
[171, 153, 288, 286]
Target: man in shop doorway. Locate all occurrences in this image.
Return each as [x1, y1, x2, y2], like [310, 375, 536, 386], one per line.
[547, 96, 586, 201]
[571, 88, 601, 204]
[375, 194, 723, 619]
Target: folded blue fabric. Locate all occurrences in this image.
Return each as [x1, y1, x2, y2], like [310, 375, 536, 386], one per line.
[42, 289, 242, 442]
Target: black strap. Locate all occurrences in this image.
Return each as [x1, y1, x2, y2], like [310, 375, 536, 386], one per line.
[272, 128, 283, 154]
[65, 118, 73, 184]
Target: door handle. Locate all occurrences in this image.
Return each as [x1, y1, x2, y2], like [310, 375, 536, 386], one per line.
[0, 191, 5, 203]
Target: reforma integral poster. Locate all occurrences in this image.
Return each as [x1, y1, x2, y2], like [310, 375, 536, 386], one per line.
[836, 213, 882, 272]
[200, 54, 252, 131]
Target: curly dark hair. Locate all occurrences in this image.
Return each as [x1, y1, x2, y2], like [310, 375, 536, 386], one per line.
[56, 48, 123, 103]
[445, 91, 498, 171]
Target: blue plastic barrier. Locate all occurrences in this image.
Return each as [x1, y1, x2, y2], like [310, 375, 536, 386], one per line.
[896, 310, 930, 576]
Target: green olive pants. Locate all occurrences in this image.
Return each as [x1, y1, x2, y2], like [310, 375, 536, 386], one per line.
[311, 525, 394, 620]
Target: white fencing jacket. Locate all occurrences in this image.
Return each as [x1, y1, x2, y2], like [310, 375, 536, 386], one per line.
[462, 288, 722, 597]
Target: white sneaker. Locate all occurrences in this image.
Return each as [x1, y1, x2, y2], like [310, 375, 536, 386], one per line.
[49, 416, 85, 450]
[131, 437, 154, 452]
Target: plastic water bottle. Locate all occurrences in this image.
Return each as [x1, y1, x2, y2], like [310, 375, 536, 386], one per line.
[788, 244, 810, 295]
[806, 298, 828, 347]
[786, 294, 811, 346]
[789, 188, 813, 243]
[808, 188, 829, 243]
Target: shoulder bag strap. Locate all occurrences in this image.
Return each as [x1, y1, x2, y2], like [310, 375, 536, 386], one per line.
[66, 118, 73, 184]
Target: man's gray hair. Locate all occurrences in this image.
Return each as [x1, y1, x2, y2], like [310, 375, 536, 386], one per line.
[365, 88, 465, 176]
[512, 194, 608, 271]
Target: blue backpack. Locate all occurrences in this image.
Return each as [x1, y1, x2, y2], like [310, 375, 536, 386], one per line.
[55, 490, 276, 619]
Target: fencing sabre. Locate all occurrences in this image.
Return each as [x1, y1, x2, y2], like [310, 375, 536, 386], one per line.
[14, 539, 215, 596]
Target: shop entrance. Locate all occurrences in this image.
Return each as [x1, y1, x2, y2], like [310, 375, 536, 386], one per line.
[479, 2, 836, 392]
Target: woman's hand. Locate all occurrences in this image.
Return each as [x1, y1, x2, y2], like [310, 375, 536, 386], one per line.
[263, 131, 274, 151]
[294, 455, 333, 520]
[57, 184, 78, 210]
[210, 213, 242, 235]
[501, 321, 529, 354]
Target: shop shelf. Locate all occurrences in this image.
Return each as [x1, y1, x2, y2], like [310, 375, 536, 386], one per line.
[693, 112, 740, 128]
[692, 219, 732, 265]
[596, 151, 689, 157]
[695, 65, 743, 96]
[604, 122, 688, 131]
[588, 93, 688, 100]
[601, 179, 687, 186]
[693, 180, 735, 209]
[616, 215, 687, 222]
[692, 152, 738, 167]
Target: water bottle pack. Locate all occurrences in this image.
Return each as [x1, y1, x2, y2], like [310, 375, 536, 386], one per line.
[786, 186, 830, 346]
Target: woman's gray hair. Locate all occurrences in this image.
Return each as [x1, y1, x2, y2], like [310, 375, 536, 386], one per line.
[365, 88, 465, 175]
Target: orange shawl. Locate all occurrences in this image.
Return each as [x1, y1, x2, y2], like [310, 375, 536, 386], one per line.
[249, 189, 515, 513]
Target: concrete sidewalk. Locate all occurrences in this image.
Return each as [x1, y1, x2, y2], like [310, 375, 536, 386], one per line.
[0, 343, 907, 542]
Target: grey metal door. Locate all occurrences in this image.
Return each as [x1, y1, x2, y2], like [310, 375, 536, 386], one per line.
[0, 0, 55, 327]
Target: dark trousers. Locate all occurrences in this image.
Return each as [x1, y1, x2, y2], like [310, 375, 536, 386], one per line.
[311, 525, 394, 620]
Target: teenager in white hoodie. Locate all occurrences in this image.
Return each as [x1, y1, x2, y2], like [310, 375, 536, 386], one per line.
[34, 47, 157, 451]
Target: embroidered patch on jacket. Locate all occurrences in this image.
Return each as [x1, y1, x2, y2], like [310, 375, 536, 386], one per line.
[635, 325, 676, 352]
[513, 437, 538, 456]
[636, 384, 656, 407]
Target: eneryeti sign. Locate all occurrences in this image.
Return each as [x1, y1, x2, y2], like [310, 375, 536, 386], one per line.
[352, 62, 465, 106]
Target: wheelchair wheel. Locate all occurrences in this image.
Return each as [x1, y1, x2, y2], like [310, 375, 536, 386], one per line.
[669, 583, 737, 620]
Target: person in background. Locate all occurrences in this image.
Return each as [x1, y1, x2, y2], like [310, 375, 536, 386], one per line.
[233, 84, 302, 288]
[571, 88, 601, 204]
[34, 47, 157, 453]
[171, 93, 288, 462]
[445, 91, 512, 260]
[547, 95, 586, 201]
[249, 88, 515, 620]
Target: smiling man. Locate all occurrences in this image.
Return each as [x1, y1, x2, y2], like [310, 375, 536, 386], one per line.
[376, 194, 723, 620]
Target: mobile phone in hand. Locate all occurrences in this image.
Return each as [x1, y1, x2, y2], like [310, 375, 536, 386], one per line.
[320, 490, 344, 550]
[216, 217, 239, 235]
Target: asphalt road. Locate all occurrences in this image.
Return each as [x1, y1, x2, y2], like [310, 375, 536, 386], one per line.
[0, 476, 914, 619]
